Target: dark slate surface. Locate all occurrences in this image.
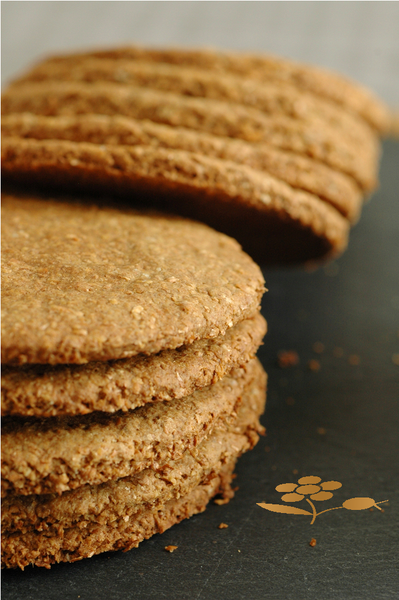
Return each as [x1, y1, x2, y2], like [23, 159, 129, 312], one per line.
[2, 141, 399, 600]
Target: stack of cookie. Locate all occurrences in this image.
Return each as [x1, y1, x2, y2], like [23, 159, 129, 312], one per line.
[1, 45, 389, 264]
[1, 192, 267, 569]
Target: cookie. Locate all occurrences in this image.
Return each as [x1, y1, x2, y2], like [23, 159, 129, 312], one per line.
[35, 45, 389, 132]
[9, 57, 376, 151]
[1, 192, 264, 365]
[1, 312, 266, 417]
[2, 461, 236, 570]
[1, 141, 350, 265]
[1, 113, 363, 221]
[2, 374, 264, 569]
[1, 81, 378, 189]
[1, 358, 265, 497]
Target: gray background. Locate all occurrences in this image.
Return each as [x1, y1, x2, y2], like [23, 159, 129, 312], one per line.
[2, 1, 399, 106]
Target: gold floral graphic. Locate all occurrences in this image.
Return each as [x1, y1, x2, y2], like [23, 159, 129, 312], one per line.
[257, 475, 388, 524]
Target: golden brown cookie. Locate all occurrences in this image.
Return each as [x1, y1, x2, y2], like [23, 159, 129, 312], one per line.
[2, 374, 265, 569]
[1, 81, 378, 190]
[34, 45, 389, 132]
[1, 192, 264, 365]
[1, 113, 363, 221]
[1, 358, 265, 497]
[1, 313, 266, 417]
[2, 461, 235, 570]
[1, 141, 349, 266]
[8, 57, 376, 151]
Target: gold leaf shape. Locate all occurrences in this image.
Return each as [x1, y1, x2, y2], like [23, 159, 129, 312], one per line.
[281, 492, 304, 502]
[298, 476, 321, 485]
[321, 480, 342, 491]
[275, 483, 297, 493]
[257, 503, 311, 516]
[310, 491, 333, 501]
[296, 484, 320, 495]
[342, 497, 375, 511]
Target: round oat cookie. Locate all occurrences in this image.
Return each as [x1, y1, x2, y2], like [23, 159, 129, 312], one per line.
[1, 313, 266, 417]
[34, 45, 389, 133]
[1, 358, 266, 497]
[8, 57, 377, 153]
[1, 81, 378, 190]
[1, 139, 349, 266]
[1, 370, 265, 569]
[1, 192, 264, 366]
[2, 461, 236, 570]
[1, 113, 363, 221]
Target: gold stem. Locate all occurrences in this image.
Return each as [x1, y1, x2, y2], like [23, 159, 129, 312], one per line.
[315, 505, 344, 517]
[374, 500, 389, 511]
[306, 499, 317, 524]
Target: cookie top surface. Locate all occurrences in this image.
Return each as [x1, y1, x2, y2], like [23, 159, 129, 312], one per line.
[1, 193, 264, 365]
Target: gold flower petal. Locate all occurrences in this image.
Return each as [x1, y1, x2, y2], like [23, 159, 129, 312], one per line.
[321, 480, 342, 491]
[296, 484, 320, 495]
[281, 492, 304, 502]
[297, 476, 321, 485]
[275, 483, 297, 493]
[310, 491, 333, 501]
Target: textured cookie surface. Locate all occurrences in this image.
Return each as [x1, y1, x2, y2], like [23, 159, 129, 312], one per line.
[1, 113, 363, 221]
[1, 313, 266, 417]
[1, 81, 378, 189]
[2, 461, 236, 570]
[1, 192, 264, 365]
[8, 57, 376, 153]
[1, 140, 349, 265]
[1, 358, 266, 497]
[2, 375, 264, 569]
[18, 45, 390, 132]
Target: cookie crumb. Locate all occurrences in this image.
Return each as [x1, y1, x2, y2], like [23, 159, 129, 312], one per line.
[312, 342, 325, 354]
[348, 354, 361, 365]
[218, 523, 228, 529]
[292, 469, 298, 475]
[286, 397, 295, 406]
[392, 353, 399, 366]
[333, 347, 344, 358]
[317, 427, 326, 435]
[265, 445, 271, 453]
[278, 350, 299, 368]
[308, 359, 320, 372]
[165, 545, 178, 553]
[214, 498, 230, 506]
[309, 538, 317, 547]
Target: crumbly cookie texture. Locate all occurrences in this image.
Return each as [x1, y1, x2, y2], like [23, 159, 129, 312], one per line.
[2, 460, 236, 570]
[8, 57, 376, 151]
[1, 140, 349, 265]
[1, 113, 363, 221]
[1, 193, 264, 365]
[18, 44, 390, 132]
[2, 313, 266, 417]
[2, 372, 265, 569]
[1, 359, 265, 497]
[1, 81, 378, 189]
